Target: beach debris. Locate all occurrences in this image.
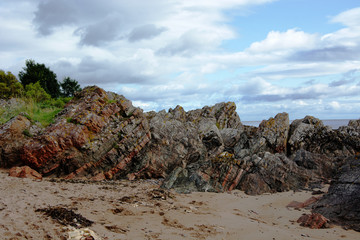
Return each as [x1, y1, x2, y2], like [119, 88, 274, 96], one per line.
[8, 166, 42, 180]
[110, 207, 134, 216]
[148, 188, 174, 200]
[297, 213, 329, 229]
[36, 206, 93, 228]
[105, 225, 128, 234]
[119, 195, 137, 203]
[66, 226, 101, 240]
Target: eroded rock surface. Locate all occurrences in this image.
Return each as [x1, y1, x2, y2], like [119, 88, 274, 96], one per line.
[0, 114, 32, 167]
[1, 86, 359, 200]
[19, 86, 151, 180]
[9, 166, 42, 180]
[312, 154, 360, 231]
[297, 213, 329, 229]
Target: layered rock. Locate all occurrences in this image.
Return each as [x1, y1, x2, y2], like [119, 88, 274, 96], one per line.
[234, 112, 289, 159]
[162, 115, 360, 194]
[129, 102, 242, 180]
[1, 86, 359, 200]
[9, 166, 42, 180]
[297, 213, 329, 229]
[312, 154, 360, 231]
[20, 86, 151, 179]
[0, 114, 32, 167]
[1, 86, 360, 232]
[288, 116, 359, 157]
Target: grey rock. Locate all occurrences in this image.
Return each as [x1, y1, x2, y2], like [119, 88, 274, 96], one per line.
[220, 128, 242, 154]
[313, 155, 360, 231]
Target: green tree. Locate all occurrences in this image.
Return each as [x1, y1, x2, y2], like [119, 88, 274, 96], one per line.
[60, 77, 82, 97]
[0, 70, 24, 99]
[18, 59, 60, 98]
[25, 81, 51, 102]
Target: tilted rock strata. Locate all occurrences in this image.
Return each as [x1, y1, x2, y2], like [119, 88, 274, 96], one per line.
[312, 155, 360, 232]
[9, 166, 42, 180]
[0, 86, 360, 199]
[20, 86, 150, 179]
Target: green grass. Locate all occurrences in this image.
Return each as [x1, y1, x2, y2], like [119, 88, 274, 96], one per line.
[0, 97, 69, 127]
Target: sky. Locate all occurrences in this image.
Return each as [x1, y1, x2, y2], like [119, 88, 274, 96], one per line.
[0, 0, 359, 121]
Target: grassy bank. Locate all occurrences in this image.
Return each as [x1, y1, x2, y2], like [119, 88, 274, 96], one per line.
[0, 98, 71, 127]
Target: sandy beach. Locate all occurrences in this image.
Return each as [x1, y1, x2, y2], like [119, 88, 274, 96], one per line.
[0, 169, 359, 240]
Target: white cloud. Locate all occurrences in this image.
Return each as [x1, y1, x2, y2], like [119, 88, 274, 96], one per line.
[247, 29, 318, 53]
[331, 7, 360, 27]
[0, 1, 359, 120]
[329, 101, 340, 109]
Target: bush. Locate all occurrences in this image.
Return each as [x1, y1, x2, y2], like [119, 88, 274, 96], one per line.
[0, 70, 24, 99]
[25, 82, 51, 102]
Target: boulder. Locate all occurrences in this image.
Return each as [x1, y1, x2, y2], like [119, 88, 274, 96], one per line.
[297, 213, 329, 229]
[312, 155, 360, 231]
[220, 128, 242, 151]
[257, 112, 289, 153]
[288, 116, 326, 154]
[292, 149, 338, 180]
[234, 113, 289, 159]
[238, 152, 309, 195]
[9, 166, 42, 180]
[288, 116, 360, 157]
[161, 156, 248, 193]
[0, 114, 32, 167]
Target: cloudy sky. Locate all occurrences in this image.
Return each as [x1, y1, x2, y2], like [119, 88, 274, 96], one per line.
[1, 0, 359, 120]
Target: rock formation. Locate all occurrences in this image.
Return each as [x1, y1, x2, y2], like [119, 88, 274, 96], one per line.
[8, 166, 42, 180]
[0, 86, 359, 197]
[0, 114, 32, 167]
[1, 86, 360, 230]
[297, 213, 329, 229]
[312, 154, 360, 231]
[18, 86, 151, 180]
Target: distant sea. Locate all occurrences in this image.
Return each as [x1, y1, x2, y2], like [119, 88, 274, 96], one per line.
[242, 119, 355, 129]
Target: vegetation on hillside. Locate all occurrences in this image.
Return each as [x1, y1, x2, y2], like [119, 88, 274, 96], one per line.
[0, 59, 81, 127]
[0, 70, 24, 98]
[0, 98, 71, 127]
[60, 77, 82, 97]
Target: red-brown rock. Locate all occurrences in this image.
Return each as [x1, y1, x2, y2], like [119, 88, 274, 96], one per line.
[9, 166, 42, 180]
[287, 196, 321, 209]
[297, 213, 329, 229]
[0, 114, 31, 167]
[20, 86, 151, 179]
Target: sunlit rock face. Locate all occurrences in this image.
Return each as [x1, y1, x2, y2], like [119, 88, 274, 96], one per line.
[1, 86, 360, 198]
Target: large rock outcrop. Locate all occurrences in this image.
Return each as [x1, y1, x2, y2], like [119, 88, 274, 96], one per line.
[128, 102, 243, 180]
[20, 86, 151, 180]
[162, 115, 360, 194]
[1, 86, 359, 199]
[288, 116, 359, 157]
[234, 112, 289, 159]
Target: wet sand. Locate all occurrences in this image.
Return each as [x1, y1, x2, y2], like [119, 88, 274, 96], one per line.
[0, 169, 359, 240]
